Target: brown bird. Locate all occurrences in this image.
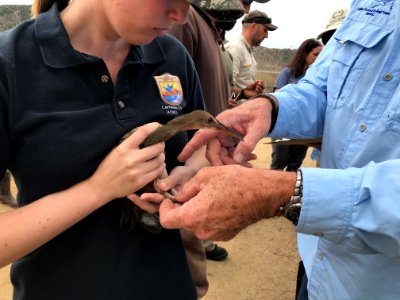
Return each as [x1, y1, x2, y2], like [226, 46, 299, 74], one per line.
[119, 110, 244, 233]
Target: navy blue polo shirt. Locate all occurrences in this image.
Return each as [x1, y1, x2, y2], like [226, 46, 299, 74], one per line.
[0, 4, 204, 300]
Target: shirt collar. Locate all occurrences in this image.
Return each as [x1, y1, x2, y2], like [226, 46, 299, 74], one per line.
[239, 35, 253, 52]
[35, 3, 165, 69]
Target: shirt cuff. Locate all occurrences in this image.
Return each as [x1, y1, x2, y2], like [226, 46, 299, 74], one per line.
[296, 167, 362, 243]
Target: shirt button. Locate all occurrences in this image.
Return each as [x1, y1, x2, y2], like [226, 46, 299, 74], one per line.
[359, 124, 367, 132]
[383, 73, 393, 81]
[101, 75, 109, 83]
[319, 252, 325, 260]
[118, 100, 125, 108]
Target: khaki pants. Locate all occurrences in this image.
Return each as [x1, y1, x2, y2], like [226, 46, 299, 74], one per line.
[180, 229, 209, 299]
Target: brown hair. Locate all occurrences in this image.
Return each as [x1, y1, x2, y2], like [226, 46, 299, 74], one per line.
[32, 0, 69, 18]
[287, 38, 322, 78]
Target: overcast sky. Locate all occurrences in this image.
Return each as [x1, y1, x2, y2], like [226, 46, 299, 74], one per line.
[1, 0, 352, 49]
[226, 0, 352, 49]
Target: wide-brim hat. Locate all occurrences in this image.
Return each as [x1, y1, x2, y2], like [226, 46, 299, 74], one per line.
[242, 10, 277, 31]
[188, 0, 245, 21]
[317, 8, 349, 44]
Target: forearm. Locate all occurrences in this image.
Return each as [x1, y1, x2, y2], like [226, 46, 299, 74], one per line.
[0, 179, 107, 268]
[271, 77, 326, 139]
[299, 160, 400, 257]
[244, 168, 296, 222]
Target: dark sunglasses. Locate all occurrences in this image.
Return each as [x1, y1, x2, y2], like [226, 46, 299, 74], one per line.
[243, 0, 254, 5]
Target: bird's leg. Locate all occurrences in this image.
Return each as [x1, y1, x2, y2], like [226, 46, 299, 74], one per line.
[153, 169, 177, 202]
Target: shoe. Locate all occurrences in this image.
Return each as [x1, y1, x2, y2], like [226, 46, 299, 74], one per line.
[0, 194, 18, 208]
[205, 244, 228, 261]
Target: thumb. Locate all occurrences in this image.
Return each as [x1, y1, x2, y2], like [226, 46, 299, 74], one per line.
[159, 199, 183, 229]
[233, 136, 258, 163]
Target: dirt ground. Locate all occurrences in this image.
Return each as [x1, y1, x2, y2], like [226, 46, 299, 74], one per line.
[0, 138, 317, 300]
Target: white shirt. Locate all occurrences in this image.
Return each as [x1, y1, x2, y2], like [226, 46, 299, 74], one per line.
[226, 35, 257, 89]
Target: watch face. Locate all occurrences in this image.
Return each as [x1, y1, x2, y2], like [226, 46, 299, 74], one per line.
[285, 204, 301, 225]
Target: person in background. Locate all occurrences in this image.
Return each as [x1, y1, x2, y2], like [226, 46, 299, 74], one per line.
[169, 0, 245, 263]
[270, 38, 323, 172]
[155, 0, 400, 299]
[0, 0, 211, 299]
[226, 9, 277, 101]
[317, 8, 349, 45]
[0, 170, 17, 207]
[218, 1, 272, 108]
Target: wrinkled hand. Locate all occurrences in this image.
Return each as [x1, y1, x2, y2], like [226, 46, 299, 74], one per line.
[159, 165, 295, 241]
[178, 97, 272, 165]
[160, 165, 296, 241]
[87, 123, 166, 202]
[127, 165, 197, 213]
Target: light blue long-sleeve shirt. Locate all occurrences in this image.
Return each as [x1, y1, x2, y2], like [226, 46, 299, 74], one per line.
[270, 1, 400, 299]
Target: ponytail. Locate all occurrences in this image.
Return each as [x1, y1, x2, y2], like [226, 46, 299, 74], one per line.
[32, 0, 69, 18]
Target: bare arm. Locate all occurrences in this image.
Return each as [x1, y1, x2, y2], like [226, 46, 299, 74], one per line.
[0, 123, 165, 268]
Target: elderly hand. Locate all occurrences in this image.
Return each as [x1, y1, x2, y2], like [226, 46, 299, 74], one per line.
[178, 97, 273, 165]
[159, 165, 296, 241]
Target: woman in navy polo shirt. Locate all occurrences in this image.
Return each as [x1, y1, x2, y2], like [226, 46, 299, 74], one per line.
[0, 0, 208, 299]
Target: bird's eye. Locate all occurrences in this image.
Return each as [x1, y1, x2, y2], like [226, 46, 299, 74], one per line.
[207, 117, 214, 124]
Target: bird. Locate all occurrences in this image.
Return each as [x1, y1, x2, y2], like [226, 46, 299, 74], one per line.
[119, 110, 244, 233]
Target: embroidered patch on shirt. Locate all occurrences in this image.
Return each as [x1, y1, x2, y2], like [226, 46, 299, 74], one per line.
[357, 0, 394, 16]
[154, 73, 184, 115]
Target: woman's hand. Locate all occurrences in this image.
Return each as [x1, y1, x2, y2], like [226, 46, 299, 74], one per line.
[127, 165, 197, 213]
[87, 122, 166, 203]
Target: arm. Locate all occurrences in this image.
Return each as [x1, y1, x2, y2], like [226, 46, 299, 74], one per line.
[300, 160, 400, 257]
[231, 80, 266, 101]
[0, 123, 165, 268]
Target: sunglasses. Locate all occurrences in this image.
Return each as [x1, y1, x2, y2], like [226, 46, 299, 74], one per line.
[242, 0, 254, 5]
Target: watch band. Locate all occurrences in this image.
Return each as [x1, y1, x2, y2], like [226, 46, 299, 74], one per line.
[280, 170, 303, 225]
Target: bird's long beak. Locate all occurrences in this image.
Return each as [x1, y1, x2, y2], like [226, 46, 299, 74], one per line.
[214, 121, 244, 141]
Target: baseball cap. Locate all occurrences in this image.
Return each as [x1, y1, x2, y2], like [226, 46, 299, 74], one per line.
[317, 8, 349, 44]
[188, 0, 245, 21]
[242, 10, 277, 31]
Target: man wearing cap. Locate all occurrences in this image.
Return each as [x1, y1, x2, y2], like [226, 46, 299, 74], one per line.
[226, 10, 277, 100]
[168, 1, 244, 297]
[170, 0, 244, 116]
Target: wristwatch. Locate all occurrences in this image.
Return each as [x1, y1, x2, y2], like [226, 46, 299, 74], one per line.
[281, 170, 303, 225]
